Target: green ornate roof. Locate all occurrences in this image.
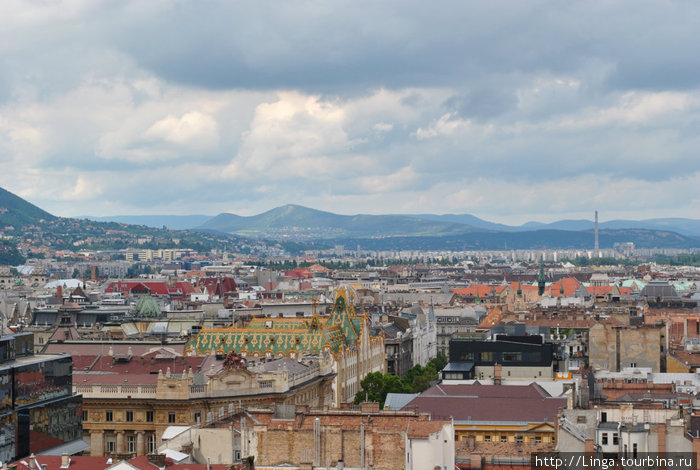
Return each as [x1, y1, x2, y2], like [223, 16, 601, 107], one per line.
[135, 294, 161, 317]
[185, 288, 366, 358]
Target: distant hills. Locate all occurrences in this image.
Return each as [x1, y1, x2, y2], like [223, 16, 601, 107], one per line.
[85, 206, 700, 239]
[0, 187, 55, 228]
[0, 187, 287, 256]
[410, 213, 700, 237]
[198, 204, 476, 239]
[3, 185, 699, 250]
[189, 205, 700, 249]
[84, 214, 212, 230]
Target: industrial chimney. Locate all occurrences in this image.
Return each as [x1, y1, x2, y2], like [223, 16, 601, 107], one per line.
[594, 211, 599, 251]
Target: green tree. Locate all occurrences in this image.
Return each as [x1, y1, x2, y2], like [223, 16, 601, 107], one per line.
[353, 372, 412, 408]
[0, 245, 26, 264]
[72, 268, 80, 278]
[428, 352, 448, 372]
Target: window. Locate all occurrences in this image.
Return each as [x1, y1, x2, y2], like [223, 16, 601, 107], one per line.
[234, 450, 241, 461]
[601, 433, 608, 445]
[484, 435, 491, 442]
[501, 435, 507, 442]
[146, 411, 154, 422]
[168, 412, 176, 423]
[633, 443, 638, 458]
[459, 352, 475, 361]
[535, 436, 542, 443]
[480, 352, 494, 362]
[106, 410, 113, 422]
[630, 362, 637, 368]
[126, 411, 133, 422]
[601, 412, 607, 423]
[516, 436, 523, 443]
[106, 438, 116, 453]
[127, 434, 135, 453]
[194, 411, 201, 424]
[147, 434, 156, 453]
[503, 352, 522, 362]
[82, 410, 88, 421]
[577, 416, 587, 423]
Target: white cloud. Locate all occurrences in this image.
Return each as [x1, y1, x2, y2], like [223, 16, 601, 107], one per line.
[556, 91, 694, 129]
[414, 113, 471, 139]
[373, 122, 393, 132]
[145, 111, 219, 148]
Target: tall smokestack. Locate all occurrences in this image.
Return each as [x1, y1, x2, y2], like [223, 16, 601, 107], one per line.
[594, 211, 599, 251]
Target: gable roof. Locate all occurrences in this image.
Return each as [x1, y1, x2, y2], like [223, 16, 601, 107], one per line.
[453, 285, 507, 298]
[547, 278, 582, 297]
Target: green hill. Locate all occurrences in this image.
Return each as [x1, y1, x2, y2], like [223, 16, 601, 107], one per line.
[198, 204, 478, 239]
[0, 187, 56, 228]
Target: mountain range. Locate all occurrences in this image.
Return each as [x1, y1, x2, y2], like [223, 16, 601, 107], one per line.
[81, 205, 700, 238]
[2, 186, 699, 250]
[82, 206, 700, 238]
[191, 205, 700, 248]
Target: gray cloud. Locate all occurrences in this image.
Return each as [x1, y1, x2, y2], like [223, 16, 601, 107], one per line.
[0, 1, 698, 223]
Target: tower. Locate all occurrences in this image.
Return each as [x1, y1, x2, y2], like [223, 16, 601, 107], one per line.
[594, 210, 599, 251]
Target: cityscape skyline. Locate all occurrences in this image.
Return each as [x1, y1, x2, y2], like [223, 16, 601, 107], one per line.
[1, 1, 699, 224]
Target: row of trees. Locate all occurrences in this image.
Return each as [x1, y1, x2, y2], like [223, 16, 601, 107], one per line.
[353, 353, 448, 408]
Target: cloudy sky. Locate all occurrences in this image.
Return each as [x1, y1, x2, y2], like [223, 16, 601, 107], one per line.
[1, 1, 698, 224]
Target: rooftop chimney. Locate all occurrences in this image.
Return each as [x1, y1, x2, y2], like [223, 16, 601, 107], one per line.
[494, 363, 503, 385]
[60, 453, 70, 468]
[146, 454, 166, 467]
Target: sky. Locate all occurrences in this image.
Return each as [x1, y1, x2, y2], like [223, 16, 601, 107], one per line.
[0, 1, 699, 225]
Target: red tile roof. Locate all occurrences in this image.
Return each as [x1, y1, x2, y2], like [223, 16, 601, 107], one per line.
[402, 384, 566, 423]
[175, 281, 196, 295]
[308, 263, 332, 274]
[29, 430, 66, 454]
[669, 350, 700, 366]
[508, 282, 539, 292]
[407, 420, 450, 438]
[453, 285, 507, 298]
[127, 456, 230, 469]
[547, 278, 581, 297]
[44, 342, 187, 356]
[11, 455, 230, 470]
[104, 281, 171, 296]
[584, 286, 632, 297]
[13, 456, 112, 470]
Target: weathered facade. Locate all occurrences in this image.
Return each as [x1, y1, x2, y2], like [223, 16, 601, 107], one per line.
[175, 404, 453, 470]
[589, 323, 666, 372]
[76, 352, 334, 457]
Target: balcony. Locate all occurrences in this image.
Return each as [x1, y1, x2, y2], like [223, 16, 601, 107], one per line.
[74, 384, 158, 399]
